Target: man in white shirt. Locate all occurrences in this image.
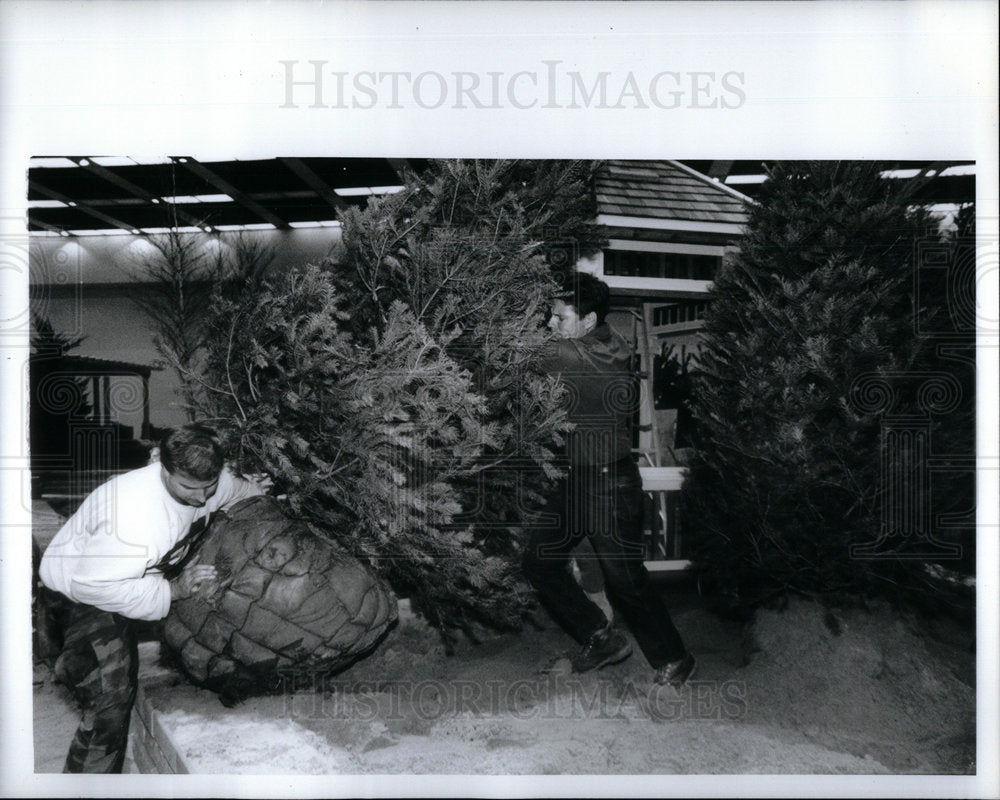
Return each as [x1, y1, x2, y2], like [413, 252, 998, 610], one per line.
[39, 422, 267, 772]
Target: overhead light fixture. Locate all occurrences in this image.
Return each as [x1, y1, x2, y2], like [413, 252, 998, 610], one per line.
[289, 220, 342, 228]
[939, 164, 976, 177]
[138, 226, 205, 235]
[28, 199, 69, 209]
[90, 157, 139, 168]
[29, 157, 77, 168]
[322, 185, 406, 197]
[161, 194, 234, 204]
[724, 174, 766, 185]
[214, 223, 278, 231]
[78, 158, 90, 167]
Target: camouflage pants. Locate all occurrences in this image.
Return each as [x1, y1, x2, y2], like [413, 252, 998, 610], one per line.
[51, 597, 138, 773]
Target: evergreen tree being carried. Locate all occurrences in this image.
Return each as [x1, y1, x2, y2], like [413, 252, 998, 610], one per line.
[188, 160, 605, 639]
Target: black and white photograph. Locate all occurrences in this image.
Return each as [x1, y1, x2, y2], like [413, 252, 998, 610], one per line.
[2, 2, 997, 798]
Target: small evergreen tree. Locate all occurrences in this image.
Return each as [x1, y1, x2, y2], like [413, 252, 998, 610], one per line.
[188, 160, 602, 638]
[127, 230, 278, 418]
[125, 229, 213, 419]
[29, 313, 92, 470]
[684, 161, 970, 611]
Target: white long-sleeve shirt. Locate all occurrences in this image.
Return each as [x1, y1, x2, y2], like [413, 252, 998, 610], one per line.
[39, 463, 261, 621]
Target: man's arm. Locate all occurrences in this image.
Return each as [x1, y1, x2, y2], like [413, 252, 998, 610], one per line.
[209, 467, 272, 512]
[67, 524, 173, 621]
[537, 337, 585, 376]
[40, 482, 176, 621]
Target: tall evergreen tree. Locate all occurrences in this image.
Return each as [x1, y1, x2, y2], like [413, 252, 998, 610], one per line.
[684, 161, 969, 611]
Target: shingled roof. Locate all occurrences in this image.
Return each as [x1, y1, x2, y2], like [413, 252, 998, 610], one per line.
[32, 353, 161, 377]
[596, 160, 750, 227]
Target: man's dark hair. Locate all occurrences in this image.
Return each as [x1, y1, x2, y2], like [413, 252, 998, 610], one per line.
[159, 422, 226, 480]
[556, 271, 611, 324]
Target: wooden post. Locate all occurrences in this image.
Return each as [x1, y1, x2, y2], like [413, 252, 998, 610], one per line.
[91, 376, 101, 419]
[141, 375, 151, 439]
[102, 376, 112, 423]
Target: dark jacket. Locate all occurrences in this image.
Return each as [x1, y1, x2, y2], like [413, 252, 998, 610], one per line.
[539, 324, 636, 467]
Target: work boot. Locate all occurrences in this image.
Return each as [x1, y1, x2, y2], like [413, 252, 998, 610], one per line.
[653, 652, 697, 688]
[571, 624, 632, 673]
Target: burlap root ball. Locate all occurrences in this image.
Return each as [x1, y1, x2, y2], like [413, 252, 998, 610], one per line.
[164, 495, 397, 697]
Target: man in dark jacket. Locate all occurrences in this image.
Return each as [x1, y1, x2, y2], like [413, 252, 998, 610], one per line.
[523, 271, 695, 687]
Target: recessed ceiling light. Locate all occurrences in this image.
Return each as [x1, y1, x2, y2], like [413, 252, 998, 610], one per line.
[161, 194, 233, 204]
[90, 157, 139, 168]
[30, 157, 77, 168]
[880, 168, 922, 180]
[939, 164, 976, 177]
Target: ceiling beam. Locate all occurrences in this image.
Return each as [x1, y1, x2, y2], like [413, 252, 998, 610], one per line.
[29, 180, 139, 234]
[70, 157, 208, 230]
[707, 160, 735, 181]
[892, 160, 962, 201]
[387, 158, 414, 185]
[27, 214, 67, 235]
[278, 157, 348, 215]
[172, 157, 290, 229]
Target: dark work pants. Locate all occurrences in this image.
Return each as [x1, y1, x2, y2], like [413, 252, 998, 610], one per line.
[523, 457, 686, 668]
[48, 593, 138, 773]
